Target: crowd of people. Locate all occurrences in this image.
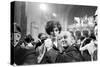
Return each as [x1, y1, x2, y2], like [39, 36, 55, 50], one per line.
[11, 10, 98, 65]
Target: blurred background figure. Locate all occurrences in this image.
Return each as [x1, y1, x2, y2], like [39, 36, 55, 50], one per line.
[13, 23, 22, 47]
[79, 8, 98, 61]
[36, 33, 48, 63]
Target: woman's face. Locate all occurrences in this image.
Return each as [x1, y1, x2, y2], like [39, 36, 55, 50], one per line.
[50, 27, 59, 37]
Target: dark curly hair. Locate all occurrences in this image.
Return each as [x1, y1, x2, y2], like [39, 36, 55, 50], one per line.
[38, 33, 44, 39]
[24, 34, 34, 43]
[45, 20, 62, 35]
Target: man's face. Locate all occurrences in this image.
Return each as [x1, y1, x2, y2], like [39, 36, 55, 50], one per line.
[59, 35, 68, 47]
[58, 31, 75, 47]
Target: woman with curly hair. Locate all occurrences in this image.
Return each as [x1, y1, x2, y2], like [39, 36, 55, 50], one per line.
[37, 20, 63, 63]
